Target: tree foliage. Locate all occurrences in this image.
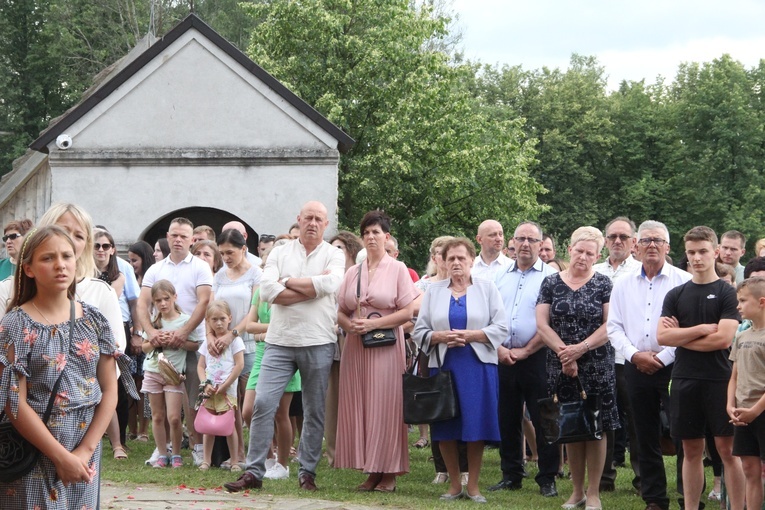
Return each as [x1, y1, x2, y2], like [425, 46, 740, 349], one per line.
[3, 0, 765, 264]
[242, 0, 543, 265]
[477, 54, 765, 258]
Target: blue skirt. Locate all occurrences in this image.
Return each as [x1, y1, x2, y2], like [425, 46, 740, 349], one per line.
[430, 346, 500, 442]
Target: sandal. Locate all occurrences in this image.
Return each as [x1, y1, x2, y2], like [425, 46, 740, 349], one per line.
[136, 434, 149, 442]
[413, 437, 429, 449]
[230, 464, 242, 473]
[198, 462, 210, 471]
[113, 446, 128, 460]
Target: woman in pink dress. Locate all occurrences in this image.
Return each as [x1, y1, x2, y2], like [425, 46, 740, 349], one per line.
[335, 210, 419, 493]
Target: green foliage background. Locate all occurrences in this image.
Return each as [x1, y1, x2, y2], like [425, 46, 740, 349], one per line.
[2, 1, 765, 266]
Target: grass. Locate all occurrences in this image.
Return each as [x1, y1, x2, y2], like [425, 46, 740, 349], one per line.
[101, 431, 717, 509]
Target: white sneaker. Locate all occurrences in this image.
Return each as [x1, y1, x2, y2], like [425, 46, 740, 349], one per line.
[145, 447, 161, 466]
[264, 462, 289, 479]
[265, 458, 276, 470]
[192, 445, 204, 466]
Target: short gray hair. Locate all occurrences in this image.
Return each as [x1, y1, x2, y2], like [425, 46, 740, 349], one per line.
[637, 220, 670, 245]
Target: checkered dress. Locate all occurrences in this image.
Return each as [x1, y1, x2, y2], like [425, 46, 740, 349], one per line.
[0, 302, 114, 509]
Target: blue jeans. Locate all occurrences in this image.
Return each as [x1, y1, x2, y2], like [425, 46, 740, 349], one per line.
[244, 342, 334, 479]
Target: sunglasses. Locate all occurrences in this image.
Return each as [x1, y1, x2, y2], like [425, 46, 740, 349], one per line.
[260, 234, 275, 242]
[94, 243, 113, 251]
[2, 233, 21, 242]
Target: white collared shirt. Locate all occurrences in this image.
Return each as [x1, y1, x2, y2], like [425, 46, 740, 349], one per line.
[472, 252, 510, 281]
[595, 255, 642, 363]
[607, 263, 692, 366]
[593, 255, 642, 282]
[259, 239, 345, 347]
[142, 252, 213, 339]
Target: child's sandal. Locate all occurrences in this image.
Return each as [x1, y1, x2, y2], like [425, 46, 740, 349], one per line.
[198, 462, 210, 471]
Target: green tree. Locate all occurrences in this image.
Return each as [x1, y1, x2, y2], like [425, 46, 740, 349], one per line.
[667, 55, 765, 248]
[242, 0, 544, 266]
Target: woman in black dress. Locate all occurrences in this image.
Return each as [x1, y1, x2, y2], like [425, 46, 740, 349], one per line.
[536, 226, 617, 510]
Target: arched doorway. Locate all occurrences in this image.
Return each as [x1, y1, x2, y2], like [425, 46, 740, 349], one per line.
[141, 207, 261, 254]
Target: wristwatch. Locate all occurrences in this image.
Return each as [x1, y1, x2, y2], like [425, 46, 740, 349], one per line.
[231, 329, 240, 338]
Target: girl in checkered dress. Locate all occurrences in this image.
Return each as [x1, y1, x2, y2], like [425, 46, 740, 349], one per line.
[0, 225, 117, 509]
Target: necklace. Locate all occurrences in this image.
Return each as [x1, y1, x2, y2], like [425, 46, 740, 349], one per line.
[565, 271, 592, 285]
[32, 301, 54, 325]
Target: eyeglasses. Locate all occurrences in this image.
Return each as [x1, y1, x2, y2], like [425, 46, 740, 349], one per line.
[260, 234, 275, 242]
[2, 233, 21, 242]
[514, 236, 541, 244]
[94, 243, 113, 251]
[606, 234, 632, 242]
[637, 238, 667, 247]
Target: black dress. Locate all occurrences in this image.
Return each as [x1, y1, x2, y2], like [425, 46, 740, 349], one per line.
[537, 272, 619, 431]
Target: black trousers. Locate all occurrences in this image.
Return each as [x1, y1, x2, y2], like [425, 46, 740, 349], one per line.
[602, 363, 641, 487]
[625, 362, 672, 509]
[498, 349, 560, 486]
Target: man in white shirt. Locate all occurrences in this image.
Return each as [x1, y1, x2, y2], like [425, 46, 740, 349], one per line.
[138, 217, 213, 461]
[608, 220, 691, 510]
[472, 219, 509, 280]
[225, 201, 344, 493]
[594, 217, 642, 492]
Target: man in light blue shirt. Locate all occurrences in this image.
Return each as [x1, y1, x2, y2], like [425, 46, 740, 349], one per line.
[490, 221, 559, 497]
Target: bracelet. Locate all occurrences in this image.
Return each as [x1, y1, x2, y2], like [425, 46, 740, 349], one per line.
[583, 340, 591, 351]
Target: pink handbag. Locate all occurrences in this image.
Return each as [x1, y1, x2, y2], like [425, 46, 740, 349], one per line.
[194, 398, 235, 436]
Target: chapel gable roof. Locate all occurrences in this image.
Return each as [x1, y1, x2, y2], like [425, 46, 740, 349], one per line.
[30, 13, 354, 153]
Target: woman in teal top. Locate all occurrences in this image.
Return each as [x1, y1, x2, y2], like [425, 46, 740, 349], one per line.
[243, 287, 301, 479]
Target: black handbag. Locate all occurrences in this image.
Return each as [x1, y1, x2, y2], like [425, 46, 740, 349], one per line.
[356, 265, 396, 348]
[402, 346, 459, 424]
[537, 373, 602, 445]
[0, 301, 74, 482]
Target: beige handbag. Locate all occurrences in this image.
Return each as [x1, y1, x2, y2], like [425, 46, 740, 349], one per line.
[157, 352, 185, 386]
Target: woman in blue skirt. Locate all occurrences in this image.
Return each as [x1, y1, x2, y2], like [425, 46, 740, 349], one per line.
[414, 237, 508, 503]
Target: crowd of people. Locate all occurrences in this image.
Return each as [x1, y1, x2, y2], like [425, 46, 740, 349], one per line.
[1, 200, 765, 510]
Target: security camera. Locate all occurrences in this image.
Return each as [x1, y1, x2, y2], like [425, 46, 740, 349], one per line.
[55, 134, 72, 150]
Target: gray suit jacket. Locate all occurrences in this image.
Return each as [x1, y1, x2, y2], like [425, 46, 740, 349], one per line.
[413, 277, 508, 367]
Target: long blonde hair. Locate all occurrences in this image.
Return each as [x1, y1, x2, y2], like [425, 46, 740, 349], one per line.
[38, 202, 97, 280]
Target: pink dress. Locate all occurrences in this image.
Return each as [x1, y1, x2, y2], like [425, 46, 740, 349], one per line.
[335, 254, 419, 474]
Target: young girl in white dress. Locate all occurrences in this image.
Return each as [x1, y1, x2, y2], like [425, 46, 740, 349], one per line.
[196, 300, 244, 471]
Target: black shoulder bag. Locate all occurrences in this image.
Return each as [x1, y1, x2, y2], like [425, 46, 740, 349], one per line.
[0, 300, 75, 482]
[402, 344, 459, 424]
[537, 373, 602, 445]
[356, 264, 396, 348]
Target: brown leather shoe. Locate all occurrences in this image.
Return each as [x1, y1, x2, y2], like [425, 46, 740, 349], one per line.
[299, 473, 318, 491]
[224, 472, 262, 492]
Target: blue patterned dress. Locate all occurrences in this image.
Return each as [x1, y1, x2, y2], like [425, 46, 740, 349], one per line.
[0, 302, 115, 509]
